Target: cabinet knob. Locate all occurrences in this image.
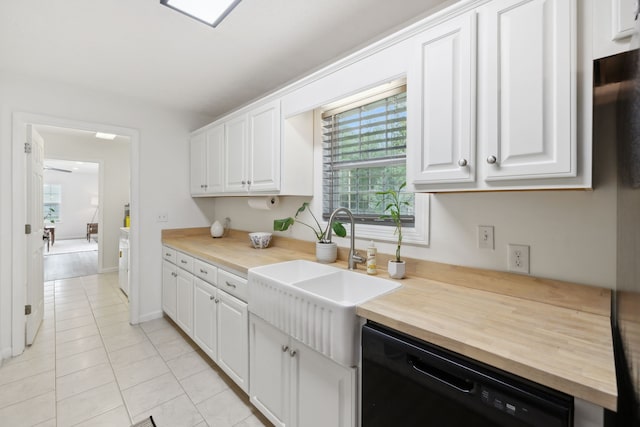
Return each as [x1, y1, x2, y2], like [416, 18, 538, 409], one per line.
[215, 298, 219, 304]
[458, 158, 468, 167]
[241, 180, 246, 185]
[181, 260, 187, 264]
[209, 295, 215, 300]
[281, 345, 289, 352]
[247, 180, 251, 185]
[289, 349, 297, 357]
[486, 155, 497, 164]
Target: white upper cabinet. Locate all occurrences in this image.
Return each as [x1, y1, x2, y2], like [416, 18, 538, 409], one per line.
[593, 0, 638, 59]
[224, 114, 249, 193]
[248, 101, 281, 192]
[190, 125, 224, 196]
[409, 0, 587, 192]
[479, 0, 574, 181]
[407, 11, 477, 185]
[223, 100, 281, 194]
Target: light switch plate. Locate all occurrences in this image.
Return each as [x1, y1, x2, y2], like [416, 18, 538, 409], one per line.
[478, 225, 494, 249]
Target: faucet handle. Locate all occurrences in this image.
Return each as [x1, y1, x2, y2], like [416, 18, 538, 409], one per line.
[352, 251, 365, 264]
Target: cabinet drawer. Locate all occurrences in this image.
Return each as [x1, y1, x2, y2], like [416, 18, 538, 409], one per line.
[218, 269, 248, 302]
[194, 259, 217, 285]
[162, 247, 176, 263]
[176, 252, 194, 273]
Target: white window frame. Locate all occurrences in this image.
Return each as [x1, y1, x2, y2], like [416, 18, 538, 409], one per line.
[313, 108, 430, 246]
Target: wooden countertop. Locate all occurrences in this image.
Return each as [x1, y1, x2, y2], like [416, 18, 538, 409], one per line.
[162, 227, 617, 411]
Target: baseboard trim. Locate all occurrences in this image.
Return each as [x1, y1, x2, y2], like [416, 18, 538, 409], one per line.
[1, 347, 14, 364]
[137, 310, 163, 324]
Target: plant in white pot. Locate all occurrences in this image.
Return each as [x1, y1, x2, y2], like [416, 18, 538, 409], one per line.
[273, 202, 346, 263]
[377, 182, 409, 279]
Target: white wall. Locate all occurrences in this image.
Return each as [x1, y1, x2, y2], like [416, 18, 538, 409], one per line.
[42, 163, 99, 240]
[205, 99, 618, 289]
[0, 71, 213, 358]
[43, 132, 130, 272]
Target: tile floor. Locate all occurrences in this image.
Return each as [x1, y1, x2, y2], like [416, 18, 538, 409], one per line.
[0, 272, 272, 427]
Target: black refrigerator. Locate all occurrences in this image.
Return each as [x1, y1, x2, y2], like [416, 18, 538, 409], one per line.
[595, 47, 640, 426]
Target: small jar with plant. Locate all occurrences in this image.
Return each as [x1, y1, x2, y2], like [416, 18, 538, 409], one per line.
[274, 202, 346, 263]
[377, 182, 409, 279]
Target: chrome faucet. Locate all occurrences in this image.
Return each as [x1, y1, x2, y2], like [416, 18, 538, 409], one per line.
[325, 207, 365, 270]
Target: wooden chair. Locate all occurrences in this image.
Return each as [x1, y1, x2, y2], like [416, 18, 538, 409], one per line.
[86, 223, 98, 241]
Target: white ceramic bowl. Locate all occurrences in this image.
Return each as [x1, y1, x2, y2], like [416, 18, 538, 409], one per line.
[249, 232, 272, 249]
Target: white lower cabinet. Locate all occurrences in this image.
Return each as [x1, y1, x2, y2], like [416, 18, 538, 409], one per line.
[161, 259, 177, 322]
[193, 278, 219, 362]
[176, 268, 194, 337]
[218, 289, 249, 393]
[249, 314, 356, 427]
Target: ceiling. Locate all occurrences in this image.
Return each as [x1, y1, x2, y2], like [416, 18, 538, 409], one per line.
[44, 159, 99, 175]
[0, 0, 450, 119]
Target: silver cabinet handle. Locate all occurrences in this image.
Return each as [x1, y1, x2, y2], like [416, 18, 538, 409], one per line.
[225, 281, 236, 289]
[458, 158, 468, 167]
[165, 253, 171, 257]
[171, 272, 177, 277]
[282, 345, 289, 352]
[209, 295, 215, 300]
[247, 180, 251, 185]
[180, 260, 187, 264]
[241, 180, 246, 185]
[215, 298, 220, 304]
[486, 155, 497, 164]
[200, 269, 207, 274]
[289, 349, 297, 357]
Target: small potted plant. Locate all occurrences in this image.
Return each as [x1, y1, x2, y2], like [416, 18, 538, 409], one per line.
[44, 207, 56, 224]
[377, 182, 409, 279]
[274, 202, 346, 263]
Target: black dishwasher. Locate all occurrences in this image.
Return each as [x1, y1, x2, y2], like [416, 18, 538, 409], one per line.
[362, 322, 573, 427]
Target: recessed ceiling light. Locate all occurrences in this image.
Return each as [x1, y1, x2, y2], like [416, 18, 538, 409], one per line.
[160, 0, 241, 27]
[75, 161, 84, 165]
[95, 132, 117, 140]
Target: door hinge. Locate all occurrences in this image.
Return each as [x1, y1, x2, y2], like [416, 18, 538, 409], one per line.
[25, 305, 31, 315]
[25, 224, 31, 234]
[24, 142, 32, 154]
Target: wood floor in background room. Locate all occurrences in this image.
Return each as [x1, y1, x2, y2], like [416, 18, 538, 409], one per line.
[45, 251, 98, 281]
[0, 272, 272, 427]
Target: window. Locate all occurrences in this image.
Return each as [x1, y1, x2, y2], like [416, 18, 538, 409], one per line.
[43, 184, 61, 223]
[322, 85, 414, 227]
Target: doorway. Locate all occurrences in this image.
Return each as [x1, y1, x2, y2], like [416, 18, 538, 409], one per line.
[43, 158, 100, 281]
[11, 113, 140, 357]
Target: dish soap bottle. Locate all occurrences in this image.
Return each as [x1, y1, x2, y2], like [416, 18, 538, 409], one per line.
[367, 241, 377, 275]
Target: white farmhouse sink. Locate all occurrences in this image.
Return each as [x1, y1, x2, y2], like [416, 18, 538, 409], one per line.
[248, 260, 400, 366]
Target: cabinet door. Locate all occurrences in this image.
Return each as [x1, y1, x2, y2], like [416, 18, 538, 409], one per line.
[248, 100, 281, 193]
[189, 132, 207, 195]
[176, 269, 194, 337]
[224, 115, 248, 192]
[205, 124, 225, 194]
[217, 290, 249, 392]
[193, 278, 218, 362]
[161, 260, 177, 321]
[249, 315, 289, 427]
[291, 341, 356, 427]
[480, 0, 575, 181]
[407, 11, 476, 185]
[612, 0, 637, 41]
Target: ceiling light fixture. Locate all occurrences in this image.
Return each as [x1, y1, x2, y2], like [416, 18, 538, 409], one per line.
[160, 0, 241, 27]
[95, 132, 117, 140]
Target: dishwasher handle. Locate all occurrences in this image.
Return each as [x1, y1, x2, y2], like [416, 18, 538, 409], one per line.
[407, 355, 476, 394]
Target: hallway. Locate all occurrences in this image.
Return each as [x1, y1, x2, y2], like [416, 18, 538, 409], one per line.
[0, 273, 270, 426]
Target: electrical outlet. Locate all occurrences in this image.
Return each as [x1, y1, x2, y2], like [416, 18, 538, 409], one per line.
[508, 244, 530, 274]
[478, 225, 494, 249]
[157, 212, 168, 222]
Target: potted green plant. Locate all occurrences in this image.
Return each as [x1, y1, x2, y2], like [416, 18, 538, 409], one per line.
[274, 202, 346, 263]
[377, 182, 409, 279]
[44, 207, 56, 224]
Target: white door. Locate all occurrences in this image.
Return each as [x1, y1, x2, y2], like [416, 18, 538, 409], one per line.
[205, 124, 225, 194]
[176, 269, 194, 337]
[407, 11, 477, 185]
[25, 124, 45, 345]
[479, 0, 575, 181]
[162, 259, 177, 321]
